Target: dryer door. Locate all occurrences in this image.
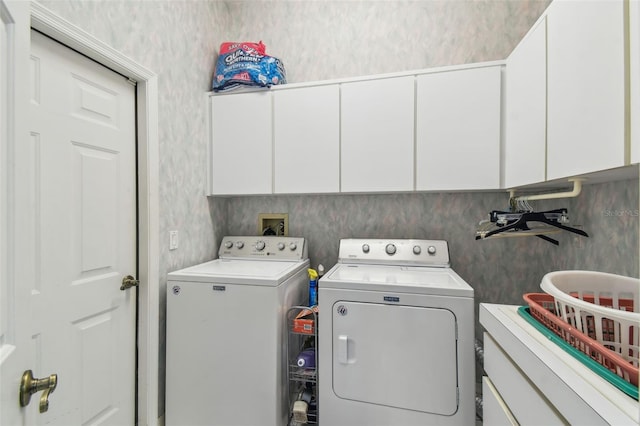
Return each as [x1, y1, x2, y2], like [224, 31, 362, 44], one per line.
[332, 301, 458, 415]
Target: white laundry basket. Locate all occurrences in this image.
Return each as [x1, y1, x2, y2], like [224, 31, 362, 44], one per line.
[540, 270, 640, 367]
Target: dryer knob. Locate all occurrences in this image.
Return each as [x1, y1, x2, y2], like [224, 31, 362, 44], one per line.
[362, 244, 370, 253]
[235, 241, 244, 249]
[224, 241, 233, 249]
[255, 241, 265, 251]
[289, 243, 297, 251]
[427, 245, 437, 255]
[277, 242, 285, 251]
[413, 245, 421, 255]
[385, 244, 397, 255]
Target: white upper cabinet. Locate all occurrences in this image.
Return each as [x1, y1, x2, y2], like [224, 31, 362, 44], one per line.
[504, 17, 547, 188]
[210, 91, 272, 195]
[340, 76, 415, 193]
[416, 66, 501, 190]
[546, 0, 626, 180]
[273, 85, 340, 194]
[631, 0, 640, 164]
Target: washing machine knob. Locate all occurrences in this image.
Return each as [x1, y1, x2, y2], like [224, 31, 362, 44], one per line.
[224, 241, 233, 249]
[277, 242, 285, 251]
[427, 245, 437, 255]
[235, 241, 244, 249]
[255, 241, 265, 251]
[289, 243, 297, 251]
[413, 245, 421, 255]
[385, 243, 397, 255]
[362, 244, 370, 253]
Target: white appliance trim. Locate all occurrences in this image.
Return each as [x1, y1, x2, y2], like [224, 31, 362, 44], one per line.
[29, 3, 160, 425]
[318, 238, 475, 425]
[168, 258, 310, 286]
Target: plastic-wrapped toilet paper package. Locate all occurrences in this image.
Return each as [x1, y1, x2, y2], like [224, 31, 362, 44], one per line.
[212, 41, 286, 92]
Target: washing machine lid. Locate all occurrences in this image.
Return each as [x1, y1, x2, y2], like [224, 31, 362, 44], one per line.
[321, 264, 473, 297]
[167, 258, 309, 286]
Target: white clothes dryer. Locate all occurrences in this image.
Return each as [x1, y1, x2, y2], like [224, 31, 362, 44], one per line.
[318, 239, 475, 426]
[165, 236, 310, 426]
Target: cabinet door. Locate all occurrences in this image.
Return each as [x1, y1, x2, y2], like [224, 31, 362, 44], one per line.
[416, 66, 501, 190]
[340, 77, 414, 192]
[209, 91, 272, 195]
[504, 18, 547, 188]
[631, 0, 640, 164]
[546, 0, 626, 179]
[482, 377, 518, 426]
[484, 333, 565, 425]
[273, 85, 340, 193]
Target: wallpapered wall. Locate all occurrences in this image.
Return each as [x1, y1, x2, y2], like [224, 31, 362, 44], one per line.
[222, 177, 640, 333]
[36, 0, 639, 419]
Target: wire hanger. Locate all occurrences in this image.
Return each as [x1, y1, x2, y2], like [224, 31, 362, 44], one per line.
[476, 208, 589, 246]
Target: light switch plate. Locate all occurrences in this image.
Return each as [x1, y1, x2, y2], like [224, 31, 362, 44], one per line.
[169, 230, 179, 250]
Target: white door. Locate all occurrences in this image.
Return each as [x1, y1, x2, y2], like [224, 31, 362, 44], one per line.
[1, 23, 137, 424]
[1, 1, 33, 425]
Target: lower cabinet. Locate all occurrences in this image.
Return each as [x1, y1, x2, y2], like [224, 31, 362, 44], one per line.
[480, 304, 639, 426]
[481, 376, 517, 426]
[483, 333, 565, 425]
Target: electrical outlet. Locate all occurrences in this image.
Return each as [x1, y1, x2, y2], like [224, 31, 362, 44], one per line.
[258, 213, 289, 236]
[169, 230, 179, 250]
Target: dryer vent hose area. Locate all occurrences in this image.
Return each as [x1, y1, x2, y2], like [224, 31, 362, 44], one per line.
[474, 339, 484, 421]
[474, 339, 484, 364]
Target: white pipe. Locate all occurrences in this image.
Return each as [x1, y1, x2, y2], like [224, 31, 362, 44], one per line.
[511, 178, 585, 202]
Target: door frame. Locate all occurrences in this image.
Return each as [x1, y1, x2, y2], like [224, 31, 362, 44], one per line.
[28, 2, 160, 424]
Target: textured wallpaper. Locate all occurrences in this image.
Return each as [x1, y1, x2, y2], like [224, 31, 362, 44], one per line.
[225, 0, 552, 82]
[222, 177, 640, 338]
[34, 0, 640, 420]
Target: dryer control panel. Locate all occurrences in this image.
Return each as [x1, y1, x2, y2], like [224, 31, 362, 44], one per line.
[337, 239, 449, 267]
[218, 236, 307, 261]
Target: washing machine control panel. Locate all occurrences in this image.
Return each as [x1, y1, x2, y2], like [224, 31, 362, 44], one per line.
[218, 236, 307, 260]
[338, 239, 450, 267]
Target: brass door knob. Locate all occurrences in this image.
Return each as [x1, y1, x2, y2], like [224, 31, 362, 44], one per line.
[120, 275, 139, 291]
[19, 370, 57, 413]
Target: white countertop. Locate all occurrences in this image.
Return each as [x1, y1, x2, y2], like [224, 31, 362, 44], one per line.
[480, 303, 640, 425]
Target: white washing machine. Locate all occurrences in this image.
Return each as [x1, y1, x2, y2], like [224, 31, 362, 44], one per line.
[165, 236, 310, 426]
[318, 239, 475, 426]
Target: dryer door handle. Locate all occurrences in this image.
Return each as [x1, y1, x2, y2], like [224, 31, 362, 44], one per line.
[338, 335, 349, 364]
